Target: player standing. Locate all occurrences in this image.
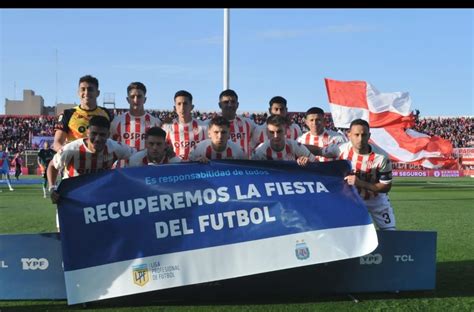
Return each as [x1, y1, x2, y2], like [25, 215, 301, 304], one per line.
[162, 90, 207, 161]
[53, 75, 113, 152]
[297, 107, 347, 161]
[37, 141, 56, 198]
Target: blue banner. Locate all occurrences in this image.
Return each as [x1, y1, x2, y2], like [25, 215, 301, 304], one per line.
[0, 231, 436, 301]
[32, 136, 54, 149]
[0, 233, 66, 299]
[57, 160, 378, 304]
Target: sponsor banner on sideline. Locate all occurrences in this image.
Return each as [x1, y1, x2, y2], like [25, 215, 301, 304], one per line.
[0, 230, 436, 300]
[57, 160, 377, 304]
[393, 170, 464, 177]
[0, 233, 66, 299]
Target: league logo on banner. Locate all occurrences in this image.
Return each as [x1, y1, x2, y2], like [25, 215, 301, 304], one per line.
[57, 160, 378, 304]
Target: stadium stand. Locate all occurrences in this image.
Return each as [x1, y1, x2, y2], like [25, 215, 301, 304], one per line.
[0, 113, 472, 174]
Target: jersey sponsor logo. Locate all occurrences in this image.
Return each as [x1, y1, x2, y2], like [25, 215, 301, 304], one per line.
[132, 264, 149, 286]
[295, 240, 310, 260]
[359, 253, 383, 265]
[122, 132, 146, 140]
[21, 258, 49, 270]
[76, 168, 107, 175]
[230, 132, 244, 140]
[173, 141, 198, 149]
[394, 254, 415, 262]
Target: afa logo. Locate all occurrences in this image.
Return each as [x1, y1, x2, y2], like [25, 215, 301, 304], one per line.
[295, 240, 310, 260]
[132, 264, 149, 286]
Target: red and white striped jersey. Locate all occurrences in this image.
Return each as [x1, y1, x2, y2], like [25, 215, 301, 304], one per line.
[210, 116, 255, 158]
[297, 129, 347, 162]
[252, 122, 303, 152]
[324, 142, 392, 205]
[128, 149, 182, 167]
[252, 139, 316, 161]
[189, 139, 246, 161]
[162, 119, 208, 161]
[51, 139, 133, 179]
[110, 112, 162, 151]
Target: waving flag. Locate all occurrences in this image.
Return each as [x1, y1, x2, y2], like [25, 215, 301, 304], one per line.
[325, 78, 454, 169]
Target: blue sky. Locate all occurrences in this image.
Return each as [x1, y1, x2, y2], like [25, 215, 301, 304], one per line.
[1, 9, 472, 117]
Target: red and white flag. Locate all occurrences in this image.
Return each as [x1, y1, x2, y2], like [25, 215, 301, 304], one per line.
[325, 78, 454, 169]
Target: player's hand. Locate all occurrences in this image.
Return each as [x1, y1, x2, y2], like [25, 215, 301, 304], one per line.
[50, 190, 60, 204]
[197, 156, 210, 164]
[344, 173, 358, 186]
[296, 156, 310, 167]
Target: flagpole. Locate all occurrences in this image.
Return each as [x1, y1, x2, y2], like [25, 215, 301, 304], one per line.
[223, 8, 230, 90]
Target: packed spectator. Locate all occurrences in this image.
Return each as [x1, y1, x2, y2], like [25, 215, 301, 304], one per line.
[0, 113, 472, 154]
[413, 117, 473, 148]
[0, 115, 56, 153]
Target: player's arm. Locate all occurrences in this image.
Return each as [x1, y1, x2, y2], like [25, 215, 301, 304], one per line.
[188, 146, 209, 163]
[53, 130, 67, 152]
[344, 171, 392, 193]
[53, 112, 70, 152]
[46, 160, 60, 204]
[303, 144, 322, 156]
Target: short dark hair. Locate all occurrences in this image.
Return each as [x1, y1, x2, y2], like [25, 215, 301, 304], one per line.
[79, 75, 99, 89]
[305, 107, 325, 116]
[209, 116, 230, 128]
[219, 89, 238, 101]
[269, 96, 287, 108]
[89, 115, 110, 129]
[266, 114, 288, 127]
[146, 126, 166, 139]
[127, 82, 147, 95]
[174, 90, 193, 102]
[349, 118, 370, 130]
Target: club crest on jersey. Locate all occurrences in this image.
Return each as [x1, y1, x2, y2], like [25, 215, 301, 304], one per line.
[295, 240, 310, 260]
[132, 264, 149, 286]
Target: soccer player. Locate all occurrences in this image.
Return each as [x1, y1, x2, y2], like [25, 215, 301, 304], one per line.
[297, 107, 347, 161]
[189, 116, 246, 162]
[110, 82, 162, 152]
[37, 141, 56, 198]
[0, 144, 14, 192]
[252, 96, 303, 150]
[53, 75, 113, 152]
[162, 90, 207, 161]
[252, 115, 315, 166]
[48, 116, 133, 231]
[217, 89, 256, 158]
[317, 119, 396, 230]
[128, 127, 181, 166]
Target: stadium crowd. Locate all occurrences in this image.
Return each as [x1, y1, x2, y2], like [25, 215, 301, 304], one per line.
[0, 115, 56, 153]
[413, 116, 473, 148]
[0, 113, 472, 153]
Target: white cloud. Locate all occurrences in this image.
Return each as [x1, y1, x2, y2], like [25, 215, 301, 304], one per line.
[181, 35, 222, 45]
[257, 24, 376, 39]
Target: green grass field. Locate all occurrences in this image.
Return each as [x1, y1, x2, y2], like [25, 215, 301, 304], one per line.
[1, 176, 473, 311]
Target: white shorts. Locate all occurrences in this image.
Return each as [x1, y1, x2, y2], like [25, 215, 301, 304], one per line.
[365, 199, 396, 230]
